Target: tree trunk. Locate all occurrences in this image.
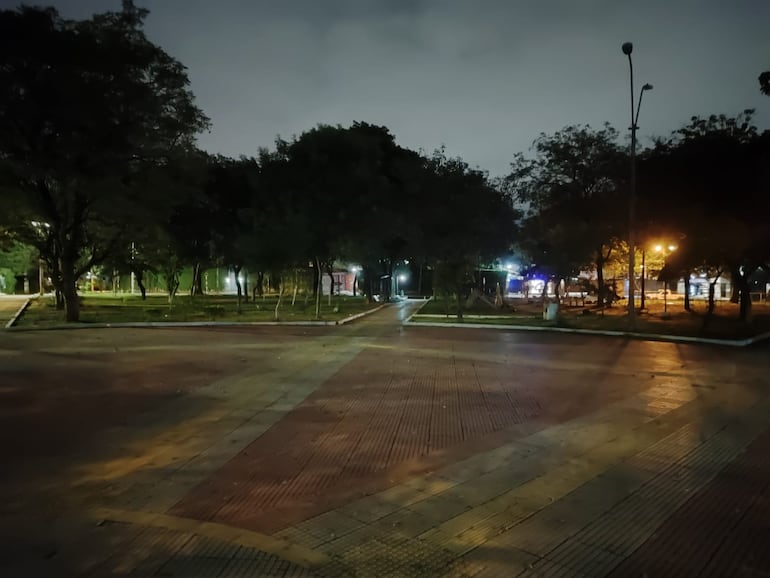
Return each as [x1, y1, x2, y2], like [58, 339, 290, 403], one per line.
[311, 264, 319, 298]
[706, 273, 721, 318]
[352, 273, 358, 297]
[274, 274, 284, 321]
[61, 261, 80, 322]
[190, 263, 202, 298]
[385, 260, 393, 302]
[738, 279, 752, 322]
[314, 257, 322, 319]
[596, 246, 606, 308]
[136, 270, 147, 300]
[190, 264, 197, 298]
[233, 265, 242, 312]
[732, 265, 755, 323]
[553, 277, 562, 318]
[51, 261, 65, 310]
[362, 265, 374, 303]
[165, 265, 180, 304]
[739, 287, 752, 322]
[418, 262, 424, 296]
[327, 265, 334, 306]
[256, 271, 265, 298]
[292, 269, 299, 306]
[683, 277, 691, 311]
[242, 269, 249, 303]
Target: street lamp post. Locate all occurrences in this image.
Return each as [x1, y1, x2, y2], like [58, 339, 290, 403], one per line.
[622, 41, 653, 321]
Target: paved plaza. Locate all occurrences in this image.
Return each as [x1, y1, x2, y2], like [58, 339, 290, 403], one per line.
[0, 301, 768, 577]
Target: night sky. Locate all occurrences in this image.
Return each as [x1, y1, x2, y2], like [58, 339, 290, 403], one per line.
[4, 0, 769, 177]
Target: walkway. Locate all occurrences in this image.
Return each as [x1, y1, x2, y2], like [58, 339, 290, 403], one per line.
[0, 301, 768, 576]
[0, 295, 28, 327]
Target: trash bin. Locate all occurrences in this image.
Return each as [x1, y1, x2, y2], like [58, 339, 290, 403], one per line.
[543, 302, 559, 321]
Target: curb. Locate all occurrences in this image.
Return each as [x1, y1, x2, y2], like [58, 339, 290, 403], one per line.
[6, 319, 338, 331]
[5, 303, 390, 332]
[405, 320, 770, 347]
[337, 303, 389, 325]
[403, 297, 431, 324]
[4, 298, 31, 329]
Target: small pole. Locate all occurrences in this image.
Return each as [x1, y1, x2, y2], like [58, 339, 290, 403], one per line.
[130, 242, 136, 295]
[640, 249, 646, 311]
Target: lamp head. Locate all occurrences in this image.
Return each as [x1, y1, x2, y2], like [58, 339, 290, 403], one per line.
[642, 83, 653, 91]
[622, 42, 633, 55]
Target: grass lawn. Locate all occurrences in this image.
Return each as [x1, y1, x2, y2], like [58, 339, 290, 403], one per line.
[16, 293, 379, 327]
[418, 297, 521, 316]
[411, 297, 770, 340]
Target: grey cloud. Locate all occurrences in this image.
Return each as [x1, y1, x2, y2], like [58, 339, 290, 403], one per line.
[2, 0, 768, 175]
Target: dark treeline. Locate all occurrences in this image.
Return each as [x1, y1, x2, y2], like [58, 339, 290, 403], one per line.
[0, 3, 516, 321]
[508, 113, 770, 322]
[1, 2, 768, 323]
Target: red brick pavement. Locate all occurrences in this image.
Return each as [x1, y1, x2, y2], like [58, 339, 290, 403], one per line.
[609, 425, 770, 577]
[170, 344, 653, 533]
[0, 350, 233, 465]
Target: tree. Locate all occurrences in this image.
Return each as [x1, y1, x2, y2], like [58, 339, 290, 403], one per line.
[759, 71, 770, 96]
[0, 238, 37, 294]
[273, 123, 409, 308]
[507, 124, 626, 306]
[638, 111, 770, 321]
[0, 3, 208, 321]
[251, 124, 517, 313]
[337, 142, 425, 302]
[253, 145, 317, 308]
[421, 150, 518, 317]
[199, 156, 254, 309]
[672, 110, 757, 143]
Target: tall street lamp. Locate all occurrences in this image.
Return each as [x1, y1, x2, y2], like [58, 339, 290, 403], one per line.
[622, 41, 653, 321]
